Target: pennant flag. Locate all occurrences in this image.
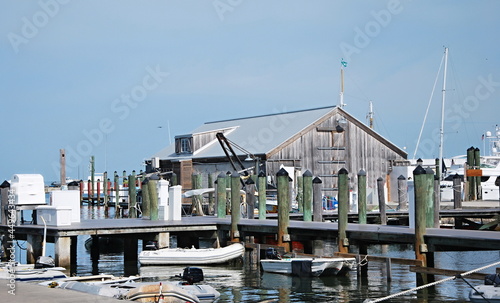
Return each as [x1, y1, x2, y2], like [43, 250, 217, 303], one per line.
[341, 58, 347, 67]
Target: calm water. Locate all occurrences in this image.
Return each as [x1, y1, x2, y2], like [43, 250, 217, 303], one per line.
[15, 205, 500, 302]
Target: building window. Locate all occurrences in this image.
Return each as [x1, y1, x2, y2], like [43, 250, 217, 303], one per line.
[175, 136, 193, 154]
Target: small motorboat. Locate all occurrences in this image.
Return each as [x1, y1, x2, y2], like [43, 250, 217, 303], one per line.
[469, 273, 500, 303]
[138, 243, 245, 266]
[124, 282, 200, 303]
[260, 248, 356, 277]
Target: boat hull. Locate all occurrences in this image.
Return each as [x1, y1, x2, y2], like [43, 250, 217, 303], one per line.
[469, 285, 500, 303]
[138, 243, 245, 266]
[260, 257, 356, 277]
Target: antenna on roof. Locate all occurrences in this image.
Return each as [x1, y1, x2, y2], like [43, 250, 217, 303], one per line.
[339, 59, 347, 109]
[366, 101, 374, 129]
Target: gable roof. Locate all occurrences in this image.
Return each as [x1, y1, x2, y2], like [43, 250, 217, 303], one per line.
[152, 105, 407, 160]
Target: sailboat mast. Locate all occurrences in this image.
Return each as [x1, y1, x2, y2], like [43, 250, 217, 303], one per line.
[439, 47, 448, 178]
[368, 101, 374, 129]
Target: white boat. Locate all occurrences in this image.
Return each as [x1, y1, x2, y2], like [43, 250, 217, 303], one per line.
[139, 243, 245, 266]
[0, 265, 67, 282]
[260, 257, 356, 277]
[469, 273, 500, 303]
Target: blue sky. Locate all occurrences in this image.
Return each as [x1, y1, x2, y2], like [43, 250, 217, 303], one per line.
[1, 0, 499, 182]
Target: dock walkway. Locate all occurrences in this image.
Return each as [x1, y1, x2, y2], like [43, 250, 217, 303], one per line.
[0, 281, 123, 303]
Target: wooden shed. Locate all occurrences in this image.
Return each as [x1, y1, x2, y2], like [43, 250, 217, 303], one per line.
[151, 106, 408, 203]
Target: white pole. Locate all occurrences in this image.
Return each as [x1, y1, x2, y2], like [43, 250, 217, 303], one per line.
[439, 47, 448, 179]
[40, 216, 47, 257]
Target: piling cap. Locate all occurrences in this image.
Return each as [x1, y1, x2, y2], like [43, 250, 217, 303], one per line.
[276, 168, 289, 177]
[413, 165, 426, 175]
[245, 178, 255, 185]
[453, 173, 461, 179]
[312, 176, 322, 184]
[358, 169, 366, 176]
[231, 171, 241, 178]
[0, 180, 10, 188]
[475, 147, 480, 152]
[425, 167, 435, 175]
[397, 175, 405, 180]
[338, 168, 348, 175]
[218, 172, 226, 178]
[149, 174, 160, 180]
[258, 171, 266, 178]
[303, 170, 313, 177]
[377, 177, 383, 181]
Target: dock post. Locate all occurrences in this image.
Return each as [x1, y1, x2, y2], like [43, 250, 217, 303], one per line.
[96, 179, 101, 206]
[208, 173, 214, 215]
[230, 171, 241, 241]
[453, 174, 462, 209]
[245, 178, 256, 219]
[257, 171, 266, 220]
[103, 171, 108, 208]
[413, 165, 429, 286]
[54, 236, 72, 269]
[377, 177, 387, 225]
[87, 180, 91, 205]
[433, 174, 440, 228]
[312, 177, 323, 222]
[129, 172, 137, 218]
[216, 172, 227, 218]
[397, 174, 407, 210]
[79, 180, 84, 205]
[149, 176, 159, 220]
[123, 237, 138, 276]
[26, 234, 42, 264]
[170, 172, 177, 186]
[302, 170, 313, 222]
[90, 156, 95, 204]
[338, 168, 349, 254]
[277, 168, 290, 252]
[114, 172, 120, 218]
[191, 173, 204, 216]
[474, 147, 482, 200]
[358, 170, 367, 224]
[142, 179, 150, 219]
[466, 147, 475, 200]
[157, 232, 170, 248]
[296, 175, 303, 213]
[425, 168, 435, 228]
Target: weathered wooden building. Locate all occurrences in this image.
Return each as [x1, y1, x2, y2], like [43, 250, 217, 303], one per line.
[150, 106, 408, 203]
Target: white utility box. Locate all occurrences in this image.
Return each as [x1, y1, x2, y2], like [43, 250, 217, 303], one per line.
[36, 206, 72, 226]
[10, 174, 45, 205]
[50, 190, 80, 223]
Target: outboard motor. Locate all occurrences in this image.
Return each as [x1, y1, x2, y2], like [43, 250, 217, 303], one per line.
[182, 267, 204, 284]
[485, 273, 500, 286]
[35, 256, 55, 269]
[265, 247, 281, 260]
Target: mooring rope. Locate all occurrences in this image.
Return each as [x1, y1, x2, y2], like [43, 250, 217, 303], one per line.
[363, 259, 500, 303]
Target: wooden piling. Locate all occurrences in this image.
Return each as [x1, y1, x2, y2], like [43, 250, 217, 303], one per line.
[453, 173, 462, 209]
[149, 178, 159, 220]
[277, 168, 290, 252]
[90, 156, 95, 204]
[302, 170, 313, 222]
[245, 178, 256, 219]
[60, 149, 66, 187]
[474, 147, 482, 200]
[170, 172, 177, 186]
[230, 171, 241, 241]
[142, 179, 150, 219]
[312, 177, 323, 222]
[216, 172, 227, 218]
[114, 172, 119, 218]
[397, 174, 407, 210]
[358, 170, 367, 224]
[258, 171, 266, 220]
[338, 168, 349, 254]
[208, 173, 214, 215]
[129, 172, 137, 218]
[191, 173, 204, 216]
[433, 175, 440, 228]
[96, 179, 101, 206]
[296, 175, 303, 213]
[425, 168, 435, 228]
[467, 147, 476, 200]
[413, 165, 429, 286]
[377, 177, 387, 225]
[103, 172, 108, 207]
